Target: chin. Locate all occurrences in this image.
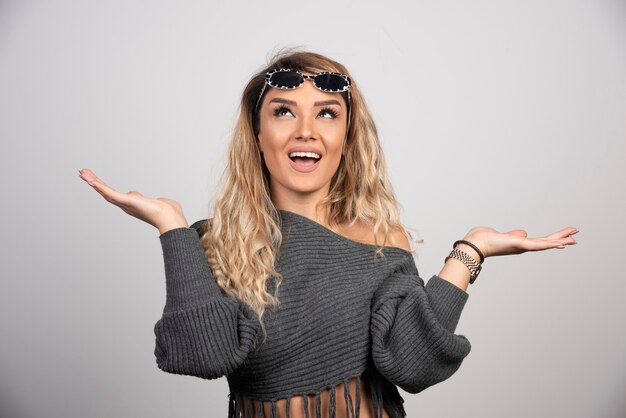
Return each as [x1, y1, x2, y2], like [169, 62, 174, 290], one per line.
[285, 178, 331, 195]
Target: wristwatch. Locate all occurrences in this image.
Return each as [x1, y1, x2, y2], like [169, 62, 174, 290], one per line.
[445, 248, 482, 284]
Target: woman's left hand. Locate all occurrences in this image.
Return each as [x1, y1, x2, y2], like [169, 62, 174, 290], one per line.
[463, 226, 579, 258]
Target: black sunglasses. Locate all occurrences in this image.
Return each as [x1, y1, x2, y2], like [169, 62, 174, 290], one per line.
[254, 69, 351, 112]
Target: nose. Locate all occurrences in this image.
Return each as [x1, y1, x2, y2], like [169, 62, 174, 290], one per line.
[294, 114, 317, 141]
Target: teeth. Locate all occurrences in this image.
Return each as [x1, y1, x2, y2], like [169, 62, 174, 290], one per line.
[289, 151, 321, 159]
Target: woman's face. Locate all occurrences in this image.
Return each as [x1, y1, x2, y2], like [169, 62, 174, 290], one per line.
[257, 77, 348, 207]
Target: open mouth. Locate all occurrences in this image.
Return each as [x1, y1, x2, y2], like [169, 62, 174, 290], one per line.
[288, 151, 321, 172]
[289, 151, 321, 164]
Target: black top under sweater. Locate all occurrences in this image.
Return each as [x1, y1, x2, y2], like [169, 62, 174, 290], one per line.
[154, 210, 472, 418]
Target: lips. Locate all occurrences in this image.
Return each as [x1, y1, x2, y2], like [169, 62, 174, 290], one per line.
[288, 155, 321, 173]
[286, 148, 322, 173]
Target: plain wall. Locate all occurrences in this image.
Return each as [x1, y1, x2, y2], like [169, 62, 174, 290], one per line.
[1, 0, 625, 417]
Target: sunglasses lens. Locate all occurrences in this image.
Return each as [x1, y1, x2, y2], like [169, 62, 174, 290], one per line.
[314, 73, 349, 91]
[269, 71, 304, 88]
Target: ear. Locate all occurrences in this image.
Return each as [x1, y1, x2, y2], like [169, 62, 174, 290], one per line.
[342, 116, 350, 156]
[257, 133, 264, 153]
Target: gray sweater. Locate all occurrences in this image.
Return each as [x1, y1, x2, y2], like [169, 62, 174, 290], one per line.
[154, 210, 471, 418]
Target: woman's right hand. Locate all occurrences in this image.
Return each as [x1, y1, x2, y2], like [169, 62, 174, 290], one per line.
[79, 168, 189, 234]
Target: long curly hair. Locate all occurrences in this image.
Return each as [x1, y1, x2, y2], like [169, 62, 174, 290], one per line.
[201, 50, 411, 338]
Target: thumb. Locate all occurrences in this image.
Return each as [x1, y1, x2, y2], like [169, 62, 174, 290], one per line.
[507, 229, 528, 238]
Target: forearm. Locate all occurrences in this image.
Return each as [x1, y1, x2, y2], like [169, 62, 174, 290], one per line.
[437, 243, 481, 292]
[158, 219, 189, 235]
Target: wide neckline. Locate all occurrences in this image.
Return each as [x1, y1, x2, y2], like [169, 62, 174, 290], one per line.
[278, 209, 414, 257]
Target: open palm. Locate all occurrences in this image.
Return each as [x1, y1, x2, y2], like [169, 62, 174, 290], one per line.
[79, 168, 188, 234]
[464, 226, 578, 258]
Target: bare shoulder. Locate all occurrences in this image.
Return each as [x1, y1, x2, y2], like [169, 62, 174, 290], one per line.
[389, 227, 412, 252]
[336, 220, 412, 252]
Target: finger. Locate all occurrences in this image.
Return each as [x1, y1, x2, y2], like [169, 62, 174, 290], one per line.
[506, 229, 528, 238]
[79, 168, 111, 188]
[78, 168, 98, 185]
[544, 227, 579, 240]
[523, 240, 563, 251]
[79, 169, 133, 206]
[525, 238, 575, 251]
[560, 236, 577, 245]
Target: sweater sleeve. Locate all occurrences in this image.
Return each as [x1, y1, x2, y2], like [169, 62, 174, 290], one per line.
[370, 257, 471, 394]
[153, 221, 260, 379]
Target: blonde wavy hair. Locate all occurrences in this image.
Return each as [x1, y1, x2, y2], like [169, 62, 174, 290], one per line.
[200, 50, 411, 337]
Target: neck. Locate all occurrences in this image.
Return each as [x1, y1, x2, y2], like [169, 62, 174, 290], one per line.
[271, 190, 330, 226]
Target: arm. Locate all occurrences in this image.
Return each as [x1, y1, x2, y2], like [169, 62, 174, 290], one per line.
[438, 226, 579, 291]
[153, 223, 260, 379]
[370, 225, 578, 393]
[370, 257, 471, 394]
[78, 169, 260, 379]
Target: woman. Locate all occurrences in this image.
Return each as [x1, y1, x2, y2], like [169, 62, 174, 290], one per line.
[79, 51, 577, 418]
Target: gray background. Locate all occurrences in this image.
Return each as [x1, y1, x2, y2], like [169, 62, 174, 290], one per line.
[1, 0, 625, 417]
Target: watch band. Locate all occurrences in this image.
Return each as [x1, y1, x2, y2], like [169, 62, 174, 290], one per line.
[445, 248, 482, 284]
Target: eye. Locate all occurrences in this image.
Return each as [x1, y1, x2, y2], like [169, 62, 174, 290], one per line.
[273, 105, 294, 117]
[318, 107, 339, 119]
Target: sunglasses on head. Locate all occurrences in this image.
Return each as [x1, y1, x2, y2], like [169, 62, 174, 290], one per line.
[255, 68, 351, 113]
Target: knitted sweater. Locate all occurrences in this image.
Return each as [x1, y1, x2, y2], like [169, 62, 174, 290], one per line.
[154, 210, 471, 418]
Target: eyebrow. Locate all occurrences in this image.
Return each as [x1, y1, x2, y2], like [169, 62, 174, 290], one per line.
[268, 98, 343, 107]
[269, 98, 297, 106]
[314, 99, 342, 107]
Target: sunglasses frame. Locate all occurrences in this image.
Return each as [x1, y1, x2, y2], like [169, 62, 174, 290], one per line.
[254, 68, 351, 113]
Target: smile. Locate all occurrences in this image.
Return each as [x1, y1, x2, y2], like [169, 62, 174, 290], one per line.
[288, 152, 321, 173]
